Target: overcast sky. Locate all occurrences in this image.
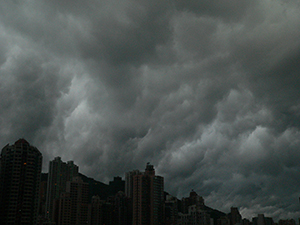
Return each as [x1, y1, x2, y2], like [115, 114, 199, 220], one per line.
[1, 0, 300, 221]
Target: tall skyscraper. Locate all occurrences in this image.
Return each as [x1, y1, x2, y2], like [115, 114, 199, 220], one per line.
[0, 138, 42, 225]
[165, 194, 178, 225]
[131, 163, 164, 225]
[113, 191, 132, 225]
[228, 207, 242, 225]
[89, 196, 105, 225]
[45, 157, 78, 221]
[125, 170, 141, 198]
[57, 177, 89, 225]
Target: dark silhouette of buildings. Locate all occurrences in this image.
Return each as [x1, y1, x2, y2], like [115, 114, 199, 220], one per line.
[178, 190, 228, 225]
[128, 163, 164, 225]
[278, 219, 296, 225]
[89, 192, 132, 225]
[45, 157, 78, 221]
[89, 195, 115, 225]
[241, 218, 251, 225]
[218, 216, 231, 225]
[125, 170, 141, 198]
[109, 176, 125, 194]
[78, 172, 110, 200]
[1, 138, 297, 225]
[178, 190, 210, 225]
[39, 178, 48, 218]
[89, 196, 105, 225]
[182, 190, 205, 214]
[113, 191, 132, 225]
[253, 214, 275, 225]
[55, 176, 89, 225]
[228, 207, 242, 225]
[0, 139, 42, 225]
[165, 194, 178, 225]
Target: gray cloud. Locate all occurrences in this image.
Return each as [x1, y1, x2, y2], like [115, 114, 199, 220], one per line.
[1, 0, 300, 221]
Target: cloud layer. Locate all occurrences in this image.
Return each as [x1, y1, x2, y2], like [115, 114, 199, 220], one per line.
[1, 0, 300, 221]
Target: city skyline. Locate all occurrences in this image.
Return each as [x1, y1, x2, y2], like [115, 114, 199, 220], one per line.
[0, 138, 299, 224]
[1, 138, 300, 223]
[1, 0, 300, 222]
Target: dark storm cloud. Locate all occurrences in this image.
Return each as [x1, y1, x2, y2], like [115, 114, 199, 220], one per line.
[173, 0, 259, 23]
[0, 44, 69, 141]
[80, 3, 172, 64]
[1, 0, 300, 221]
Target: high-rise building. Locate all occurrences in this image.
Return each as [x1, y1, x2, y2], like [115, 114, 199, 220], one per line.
[125, 170, 141, 198]
[178, 204, 210, 225]
[113, 191, 132, 225]
[182, 190, 205, 214]
[89, 196, 105, 225]
[253, 214, 274, 225]
[56, 177, 89, 225]
[228, 207, 242, 225]
[45, 157, 78, 221]
[218, 216, 231, 225]
[56, 192, 71, 225]
[131, 163, 164, 225]
[39, 180, 48, 217]
[89, 195, 114, 225]
[165, 194, 178, 225]
[0, 138, 42, 225]
[89, 192, 132, 225]
[109, 176, 125, 195]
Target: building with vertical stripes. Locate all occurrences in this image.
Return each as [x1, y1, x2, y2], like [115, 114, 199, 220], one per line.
[130, 163, 164, 225]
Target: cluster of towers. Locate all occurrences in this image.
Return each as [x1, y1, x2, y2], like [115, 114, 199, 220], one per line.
[0, 139, 165, 225]
[0, 139, 298, 225]
[43, 157, 89, 225]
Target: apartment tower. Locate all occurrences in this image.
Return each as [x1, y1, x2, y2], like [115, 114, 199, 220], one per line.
[45, 157, 78, 221]
[0, 139, 42, 225]
[131, 163, 164, 225]
[57, 177, 89, 225]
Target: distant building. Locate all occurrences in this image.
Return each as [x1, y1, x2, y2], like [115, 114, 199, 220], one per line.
[278, 219, 295, 225]
[0, 139, 42, 225]
[89, 195, 115, 225]
[113, 191, 132, 225]
[125, 170, 141, 198]
[56, 192, 71, 225]
[89, 196, 105, 225]
[227, 207, 242, 225]
[129, 163, 164, 225]
[165, 194, 178, 225]
[182, 190, 205, 214]
[89, 191, 132, 225]
[253, 214, 274, 225]
[39, 180, 48, 218]
[56, 177, 89, 225]
[178, 204, 211, 225]
[179, 190, 227, 225]
[109, 176, 125, 194]
[241, 218, 251, 225]
[45, 157, 78, 221]
[218, 216, 231, 225]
